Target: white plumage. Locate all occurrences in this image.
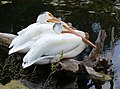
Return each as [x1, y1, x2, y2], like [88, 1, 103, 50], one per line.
[22, 33, 84, 68]
[9, 11, 61, 54]
[22, 23, 91, 68]
[9, 24, 53, 54]
[8, 12, 96, 69]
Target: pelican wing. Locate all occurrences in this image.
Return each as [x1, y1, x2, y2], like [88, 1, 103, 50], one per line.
[9, 40, 34, 54]
[9, 24, 52, 49]
[9, 23, 39, 48]
[22, 34, 82, 68]
[9, 34, 44, 54]
[62, 30, 87, 57]
[17, 23, 39, 35]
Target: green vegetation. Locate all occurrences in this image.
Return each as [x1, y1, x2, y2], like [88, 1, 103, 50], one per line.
[0, 80, 28, 89]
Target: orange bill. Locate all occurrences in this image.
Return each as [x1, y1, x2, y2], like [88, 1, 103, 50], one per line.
[65, 27, 96, 48]
[47, 17, 61, 23]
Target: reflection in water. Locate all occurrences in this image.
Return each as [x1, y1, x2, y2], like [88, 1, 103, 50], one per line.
[1, 1, 12, 5]
[91, 22, 101, 33]
[112, 40, 120, 89]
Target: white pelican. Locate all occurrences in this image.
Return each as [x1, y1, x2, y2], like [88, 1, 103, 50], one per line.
[22, 23, 96, 68]
[8, 22, 74, 55]
[8, 23, 64, 54]
[9, 11, 60, 49]
[9, 12, 61, 54]
[34, 30, 87, 65]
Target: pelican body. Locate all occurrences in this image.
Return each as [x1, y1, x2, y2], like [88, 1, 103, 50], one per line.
[9, 23, 68, 54]
[22, 23, 89, 68]
[8, 12, 96, 68]
[9, 11, 61, 54]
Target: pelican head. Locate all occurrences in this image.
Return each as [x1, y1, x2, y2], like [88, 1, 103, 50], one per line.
[53, 22, 69, 34]
[53, 22, 96, 48]
[36, 11, 60, 24]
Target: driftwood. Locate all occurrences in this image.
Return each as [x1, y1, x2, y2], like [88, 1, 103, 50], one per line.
[0, 32, 16, 47]
[0, 30, 110, 81]
[86, 30, 107, 64]
[107, 27, 115, 65]
[59, 30, 109, 80]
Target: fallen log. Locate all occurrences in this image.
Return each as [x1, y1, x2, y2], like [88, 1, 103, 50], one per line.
[0, 32, 16, 47]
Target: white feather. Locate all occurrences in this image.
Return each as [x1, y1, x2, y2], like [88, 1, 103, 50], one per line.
[22, 34, 83, 68]
[33, 30, 87, 65]
[9, 24, 54, 54]
[9, 11, 55, 48]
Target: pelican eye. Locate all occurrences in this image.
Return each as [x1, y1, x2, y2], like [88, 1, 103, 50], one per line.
[63, 25, 68, 29]
[24, 62, 26, 64]
[48, 12, 54, 17]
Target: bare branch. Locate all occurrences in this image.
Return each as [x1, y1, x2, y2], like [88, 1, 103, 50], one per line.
[0, 32, 16, 47]
[87, 30, 107, 62]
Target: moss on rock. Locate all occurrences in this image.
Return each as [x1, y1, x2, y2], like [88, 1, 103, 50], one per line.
[0, 80, 28, 89]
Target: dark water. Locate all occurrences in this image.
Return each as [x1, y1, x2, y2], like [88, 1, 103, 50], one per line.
[0, 0, 120, 89]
